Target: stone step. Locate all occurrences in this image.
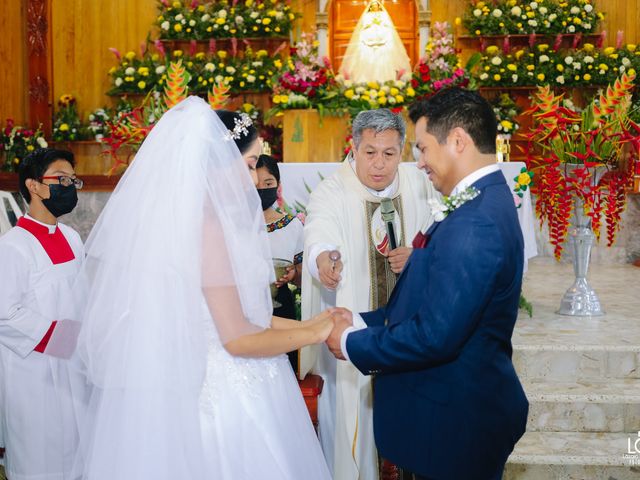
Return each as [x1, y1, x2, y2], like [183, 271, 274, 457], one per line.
[524, 379, 640, 433]
[513, 346, 640, 382]
[505, 431, 640, 479]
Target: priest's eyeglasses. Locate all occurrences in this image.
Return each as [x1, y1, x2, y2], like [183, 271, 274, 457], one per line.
[40, 175, 84, 190]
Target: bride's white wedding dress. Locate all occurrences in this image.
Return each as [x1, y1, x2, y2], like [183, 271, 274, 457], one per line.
[72, 97, 330, 479]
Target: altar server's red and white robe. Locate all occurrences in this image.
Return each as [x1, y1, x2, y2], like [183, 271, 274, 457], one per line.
[0, 215, 84, 480]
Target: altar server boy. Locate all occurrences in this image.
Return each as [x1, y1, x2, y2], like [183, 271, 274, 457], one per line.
[0, 148, 84, 480]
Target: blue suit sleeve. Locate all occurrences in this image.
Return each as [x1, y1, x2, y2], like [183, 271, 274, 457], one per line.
[346, 214, 504, 375]
[360, 307, 386, 327]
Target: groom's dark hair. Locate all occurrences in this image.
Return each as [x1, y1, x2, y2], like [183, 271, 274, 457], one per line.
[409, 88, 497, 155]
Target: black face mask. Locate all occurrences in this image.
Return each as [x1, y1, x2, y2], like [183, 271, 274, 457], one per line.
[257, 187, 278, 211]
[42, 184, 78, 217]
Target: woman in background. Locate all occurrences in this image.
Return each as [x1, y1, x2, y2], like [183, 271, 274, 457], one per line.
[256, 154, 304, 371]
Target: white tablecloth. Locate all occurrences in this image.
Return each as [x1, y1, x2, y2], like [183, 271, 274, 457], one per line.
[278, 162, 538, 262]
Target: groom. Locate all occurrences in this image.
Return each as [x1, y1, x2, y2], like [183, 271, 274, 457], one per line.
[326, 88, 529, 480]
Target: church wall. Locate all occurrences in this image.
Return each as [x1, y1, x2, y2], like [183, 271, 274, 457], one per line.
[2, 0, 640, 128]
[51, 0, 157, 119]
[0, 0, 28, 126]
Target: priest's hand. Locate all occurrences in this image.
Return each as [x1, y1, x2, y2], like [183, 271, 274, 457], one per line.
[387, 246, 413, 274]
[326, 307, 353, 360]
[317, 250, 343, 290]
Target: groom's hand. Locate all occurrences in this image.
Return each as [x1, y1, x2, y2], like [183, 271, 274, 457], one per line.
[326, 308, 353, 360]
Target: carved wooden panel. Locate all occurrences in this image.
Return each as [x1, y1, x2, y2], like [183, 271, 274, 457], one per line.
[26, 0, 52, 135]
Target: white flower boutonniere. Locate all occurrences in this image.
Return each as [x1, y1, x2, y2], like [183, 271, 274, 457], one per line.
[427, 186, 481, 222]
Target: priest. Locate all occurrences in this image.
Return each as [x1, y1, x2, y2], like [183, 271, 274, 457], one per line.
[300, 109, 438, 479]
[0, 148, 84, 480]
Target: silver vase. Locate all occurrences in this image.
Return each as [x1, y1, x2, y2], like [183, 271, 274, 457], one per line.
[557, 196, 604, 316]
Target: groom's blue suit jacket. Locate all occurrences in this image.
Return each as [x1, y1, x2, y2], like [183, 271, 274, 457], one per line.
[347, 171, 529, 480]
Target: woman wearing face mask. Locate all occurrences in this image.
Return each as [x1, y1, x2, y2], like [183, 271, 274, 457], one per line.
[72, 100, 332, 480]
[256, 154, 304, 370]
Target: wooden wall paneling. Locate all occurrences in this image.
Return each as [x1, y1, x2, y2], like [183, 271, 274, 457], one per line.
[26, 0, 53, 135]
[0, 0, 28, 126]
[51, 0, 158, 120]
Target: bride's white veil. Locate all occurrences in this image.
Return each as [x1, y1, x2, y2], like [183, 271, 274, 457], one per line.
[72, 96, 273, 478]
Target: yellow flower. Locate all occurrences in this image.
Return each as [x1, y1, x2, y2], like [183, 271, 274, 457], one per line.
[406, 87, 415, 97]
[108, 66, 116, 74]
[536, 73, 545, 81]
[138, 67, 149, 76]
[603, 47, 615, 56]
[27, 145, 35, 152]
[172, 1, 181, 7]
[494, 74, 501, 81]
[629, 68, 637, 76]
[344, 89, 354, 99]
[517, 172, 531, 186]
[59, 123, 69, 132]
[367, 81, 380, 89]
[515, 50, 525, 60]
[390, 87, 399, 95]
[486, 45, 499, 55]
[583, 43, 595, 52]
[507, 64, 517, 71]
[216, 17, 225, 25]
[378, 96, 387, 105]
[275, 27, 281, 32]
[598, 63, 608, 71]
[609, 54, 619, 60]
[280, 94, 289, 103]
[138, 80, 146, 89]
[526, 65, 535, 71]
[556, 64, 564, 72]
[245, 0, 253, 6]
[274, 59, 282, 69]
[377, 90, 386, 98]
[455, 17, 461, 26]
[582, 73, 591, 81]
[263, 18, 271, 25]
[627, 44, 637, 52]
[125, 51, 136, 60]
[218, 50, 227, 59]
[174, 23, 182, 32]
[272, 95, 281, 104]
[173, 50, 183, 57]
[395, 95, 404, 103]
[501, 120, 514, 131]
[475, 29, 481, 35]
[195, 52, 206, 60]
[268, 9, 277, 16]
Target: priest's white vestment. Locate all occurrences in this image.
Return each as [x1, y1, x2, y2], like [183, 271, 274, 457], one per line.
[300, 159, 437, 479]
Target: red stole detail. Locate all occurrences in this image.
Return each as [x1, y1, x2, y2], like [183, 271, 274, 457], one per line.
[16, 216, 75, 265]
[34, 321, 58, 353]
[412, 231, 431, 249]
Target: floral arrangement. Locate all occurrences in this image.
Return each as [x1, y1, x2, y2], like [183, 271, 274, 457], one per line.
[0, 119, 47, 172]
[492, 93, 521, 135]
[414, 21, 474, 97]
[524, 71, 638, 258]
[156, 0, 298, 40]
[462, 0, 602, 36]
[108, 46, 283, 95]
[87, 108, 111, 141]
[269, 33, 335, 113]
[108, 49, 165, 95]
[53, 94, 86, 142]
[475, 43, 639, 87]
[513, 167, 534, 208]
[104, 60, 232, 172]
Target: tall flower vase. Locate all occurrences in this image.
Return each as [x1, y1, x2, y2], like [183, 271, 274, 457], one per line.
[557, 196, 604, 316]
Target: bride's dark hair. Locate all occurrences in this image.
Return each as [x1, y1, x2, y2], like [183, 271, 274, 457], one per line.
[216, 110, 259, 154]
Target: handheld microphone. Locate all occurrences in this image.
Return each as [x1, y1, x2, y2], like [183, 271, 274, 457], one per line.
[380, 198, 398, 251]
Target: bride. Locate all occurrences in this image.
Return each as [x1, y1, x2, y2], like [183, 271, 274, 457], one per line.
[72, 97, 333, 479]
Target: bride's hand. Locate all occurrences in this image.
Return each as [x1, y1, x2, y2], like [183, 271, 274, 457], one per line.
[306, 309, 333, 326]
[308, 315, 335, 344]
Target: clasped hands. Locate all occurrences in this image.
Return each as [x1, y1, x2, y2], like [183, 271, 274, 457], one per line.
[310, 307, 355, 361]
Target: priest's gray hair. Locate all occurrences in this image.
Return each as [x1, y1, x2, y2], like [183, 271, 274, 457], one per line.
[352, 108, 406, 150]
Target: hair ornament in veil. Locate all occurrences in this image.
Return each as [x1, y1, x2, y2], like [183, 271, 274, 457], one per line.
[224, 112, 254, 141]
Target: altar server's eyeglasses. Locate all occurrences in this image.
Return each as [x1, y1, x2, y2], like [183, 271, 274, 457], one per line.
[40, 175, 84, 190]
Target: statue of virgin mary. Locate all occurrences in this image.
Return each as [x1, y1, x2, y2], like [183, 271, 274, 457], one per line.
[338, 0, 411, 83]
